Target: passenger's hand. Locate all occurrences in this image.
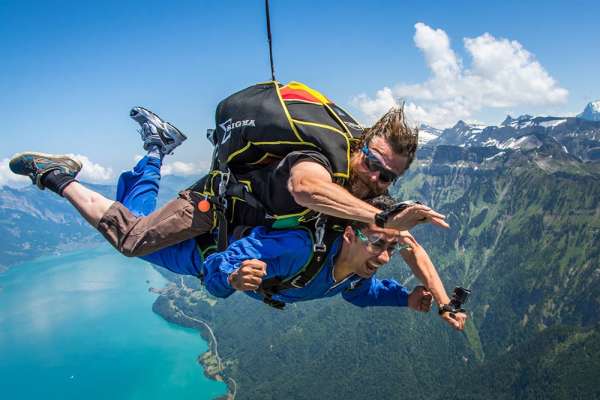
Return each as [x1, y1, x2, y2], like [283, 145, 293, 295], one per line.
[387, 204, 449, 231]
[227, 259, 267, 291]
[407, 285, 433, 312]
[440, 310, 467, 331]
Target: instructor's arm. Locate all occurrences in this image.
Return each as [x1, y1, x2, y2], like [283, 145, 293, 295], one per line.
[288, 160, 379, 223]
[288, 160, 448, 230]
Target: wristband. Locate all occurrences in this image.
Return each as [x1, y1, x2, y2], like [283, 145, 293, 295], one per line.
[374, 200, 422, 228]
[374, 211, 387, 228]
[438, 304, 454, 315]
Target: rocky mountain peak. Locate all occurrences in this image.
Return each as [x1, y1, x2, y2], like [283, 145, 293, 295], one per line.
[577, 100, 600, 122]
[417, 124, 442, 144]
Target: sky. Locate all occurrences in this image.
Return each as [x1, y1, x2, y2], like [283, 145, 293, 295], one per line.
[2, 0, 600, 186]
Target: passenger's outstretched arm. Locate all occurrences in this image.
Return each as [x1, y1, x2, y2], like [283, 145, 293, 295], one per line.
[397, 231, 450, 306]
[342, 279, 433, 311]
[398, 231, 467, 331]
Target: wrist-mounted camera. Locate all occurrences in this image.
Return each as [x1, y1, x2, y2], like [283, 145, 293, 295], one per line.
[438, 286, 471, 315]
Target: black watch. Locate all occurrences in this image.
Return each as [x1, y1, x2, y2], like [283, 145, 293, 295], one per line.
[374, 200, 422, 228]
[374, 211, 388, 228]
[438, 304, 454, 315]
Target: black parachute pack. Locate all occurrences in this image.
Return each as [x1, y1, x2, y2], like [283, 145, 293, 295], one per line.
[188, 82, 365, 306]
[209, 81, 364, 178]
[189, 81, 365, 251]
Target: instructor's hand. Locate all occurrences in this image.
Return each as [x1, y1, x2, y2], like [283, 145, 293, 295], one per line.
[388, 204, 449, 231]
[408, 285, 433, 312]
[227, 259, 267, 291]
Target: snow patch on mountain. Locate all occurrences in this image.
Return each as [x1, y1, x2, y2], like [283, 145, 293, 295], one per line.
[498, 135, 543, 150]
[418, 124, 442, 144]
[539, 119, 566, 128]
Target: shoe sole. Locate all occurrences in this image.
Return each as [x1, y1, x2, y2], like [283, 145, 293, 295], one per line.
[165, 122, 188, 142]
[131, 107, 174, 144]
[131, 107, 187, 153]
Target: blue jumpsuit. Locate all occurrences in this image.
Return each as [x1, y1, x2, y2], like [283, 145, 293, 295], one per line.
[119, 156, 409, 308]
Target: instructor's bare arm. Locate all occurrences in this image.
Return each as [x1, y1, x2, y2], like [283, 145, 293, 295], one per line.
[288, 160, 379, 224]
[288, 160, 449, 230]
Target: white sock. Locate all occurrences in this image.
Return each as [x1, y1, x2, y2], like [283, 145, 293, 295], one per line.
[147, 145, 162, 160]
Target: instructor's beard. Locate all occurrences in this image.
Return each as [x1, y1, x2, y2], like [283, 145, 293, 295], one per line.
[348, 172, 386, 199]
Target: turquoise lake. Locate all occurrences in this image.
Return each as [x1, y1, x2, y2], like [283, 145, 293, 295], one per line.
[0, 245, 227, 399]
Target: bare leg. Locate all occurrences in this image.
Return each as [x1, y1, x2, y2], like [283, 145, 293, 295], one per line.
[62, 182, 115, 228]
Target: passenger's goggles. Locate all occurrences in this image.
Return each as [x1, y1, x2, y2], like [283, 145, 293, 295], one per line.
[355, 228, 408, 256]
[361, 145, 399, 184]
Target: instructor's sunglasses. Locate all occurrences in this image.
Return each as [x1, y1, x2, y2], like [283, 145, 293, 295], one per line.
[361, 145, 399, 184]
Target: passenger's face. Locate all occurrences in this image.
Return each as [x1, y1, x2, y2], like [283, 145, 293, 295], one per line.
[349, 136, 408, 199]
[344, 224, 401, 279]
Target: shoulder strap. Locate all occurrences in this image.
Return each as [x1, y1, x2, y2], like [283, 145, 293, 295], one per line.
[258, 220, 342, 310]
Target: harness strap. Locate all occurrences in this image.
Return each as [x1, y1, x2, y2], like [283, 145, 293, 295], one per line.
[257, 220, 341, 310]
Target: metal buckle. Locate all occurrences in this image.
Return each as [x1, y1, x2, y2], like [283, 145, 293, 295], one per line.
[313, 216, 326, 253]
[313, 243, 327, 253]
[290, 275, 305, 288]
[218, 171, 230, 196]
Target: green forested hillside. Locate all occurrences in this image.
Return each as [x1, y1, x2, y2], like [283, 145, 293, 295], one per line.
[394, 146, 600, 398]
[155, 144, 600, 399]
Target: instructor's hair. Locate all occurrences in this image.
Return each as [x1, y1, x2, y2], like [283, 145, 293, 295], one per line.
[359, 106, 419, 169]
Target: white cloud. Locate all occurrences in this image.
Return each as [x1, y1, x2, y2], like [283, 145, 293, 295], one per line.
[162, 161, 196, 176]
[66, 154, 114, 183]
[1, 154, 113, 188]
[353, 87, 398, 119]
[133, 155, 209, 176]
[0, 153, 210, 190]
[162, 160, 210, 176]
[354, 22, 568, 128]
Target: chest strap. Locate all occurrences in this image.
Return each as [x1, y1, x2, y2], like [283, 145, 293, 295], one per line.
[257, 220, 341, 310]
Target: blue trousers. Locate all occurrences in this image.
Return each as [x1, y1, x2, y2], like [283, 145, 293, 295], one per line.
[117, 156, 203, 277]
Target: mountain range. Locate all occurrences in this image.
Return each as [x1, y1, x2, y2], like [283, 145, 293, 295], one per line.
[418, 100, 600, 163]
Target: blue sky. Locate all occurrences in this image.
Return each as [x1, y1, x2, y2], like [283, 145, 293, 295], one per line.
[2, 0, 599, 185]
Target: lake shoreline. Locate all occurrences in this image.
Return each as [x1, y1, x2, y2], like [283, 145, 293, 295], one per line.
[151, 287, 237, 400]
[0, 247, 226, 399]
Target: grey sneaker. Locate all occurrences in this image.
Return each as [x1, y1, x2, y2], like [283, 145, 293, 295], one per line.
[130, 107, 187, 155]
[9, 152, 82, 190]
